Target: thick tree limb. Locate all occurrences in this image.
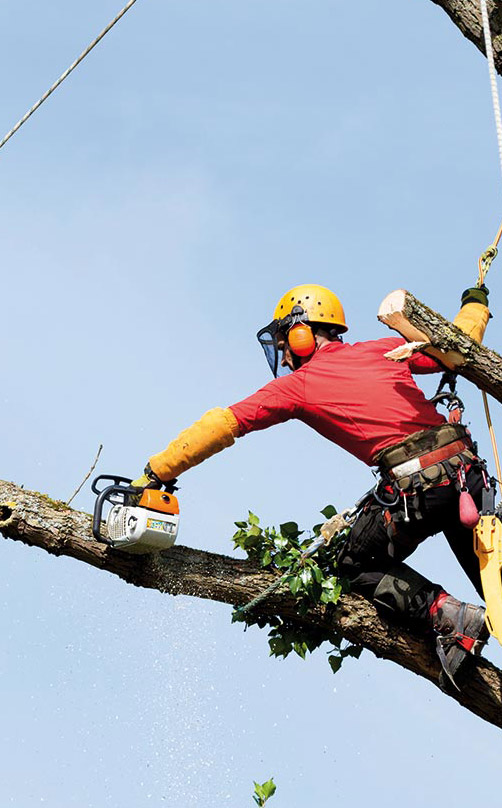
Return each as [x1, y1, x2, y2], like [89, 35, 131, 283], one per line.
[378, 289, 502, 403]
[1, 479, 501, 728]
[431, 0, 502, 74]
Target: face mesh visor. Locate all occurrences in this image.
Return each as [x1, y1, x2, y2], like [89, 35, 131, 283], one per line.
[256, 324, 291, 377]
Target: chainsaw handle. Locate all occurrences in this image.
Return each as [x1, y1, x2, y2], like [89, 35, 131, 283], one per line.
[92, 482, 130, 543]
[91, 474, 132, 495]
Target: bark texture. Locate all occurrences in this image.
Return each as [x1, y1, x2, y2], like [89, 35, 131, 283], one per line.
[1, 479, 501, 729]
[432, 0, 502, 73]
[378, 289, 502, 403]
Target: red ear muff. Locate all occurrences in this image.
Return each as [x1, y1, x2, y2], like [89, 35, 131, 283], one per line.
[288, 324, 315, 357]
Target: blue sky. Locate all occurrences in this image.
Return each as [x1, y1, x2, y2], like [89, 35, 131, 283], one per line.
[1, 1, 502, 805]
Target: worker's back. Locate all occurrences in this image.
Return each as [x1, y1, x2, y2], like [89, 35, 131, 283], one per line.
[230, 337, 445, 465]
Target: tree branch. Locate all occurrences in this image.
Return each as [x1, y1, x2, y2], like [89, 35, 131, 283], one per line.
[1, 479, 501, 728]
[431, 0, 502, 74]
[378, 288, 502, 403]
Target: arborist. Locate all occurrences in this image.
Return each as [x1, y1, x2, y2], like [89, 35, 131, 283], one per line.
[133, 283, 492, 688]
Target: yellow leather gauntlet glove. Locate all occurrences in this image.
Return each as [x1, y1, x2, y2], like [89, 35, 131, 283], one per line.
[452, 286, 490, 343]
[149, 407, 240, 481]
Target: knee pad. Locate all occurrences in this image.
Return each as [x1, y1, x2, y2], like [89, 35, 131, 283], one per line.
[373, 564, 433, 616]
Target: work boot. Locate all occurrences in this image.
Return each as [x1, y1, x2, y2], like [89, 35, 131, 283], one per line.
[429, 592, 489, 690]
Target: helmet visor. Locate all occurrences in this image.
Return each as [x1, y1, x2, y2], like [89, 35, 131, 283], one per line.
[256, 321, 291, 378]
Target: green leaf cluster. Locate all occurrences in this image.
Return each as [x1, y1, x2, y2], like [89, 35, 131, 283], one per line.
[253, 778, 276, 806]
[232, 508, 362, 675]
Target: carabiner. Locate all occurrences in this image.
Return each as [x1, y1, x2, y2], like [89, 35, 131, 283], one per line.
[372, 481, 400, 509]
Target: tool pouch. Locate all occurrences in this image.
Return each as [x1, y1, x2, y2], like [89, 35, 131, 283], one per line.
[376, 423, 476, 493]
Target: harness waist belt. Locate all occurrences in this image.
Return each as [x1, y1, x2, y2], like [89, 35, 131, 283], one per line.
[376, 423, 472, 470]
[387, 438, 471, 481]
[376, 423, 476, 491]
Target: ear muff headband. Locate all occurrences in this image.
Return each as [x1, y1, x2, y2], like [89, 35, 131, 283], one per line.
[288, 323, 316, 357]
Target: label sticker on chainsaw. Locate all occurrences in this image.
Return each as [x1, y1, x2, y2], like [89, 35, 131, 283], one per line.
[147, 518, 173, 533]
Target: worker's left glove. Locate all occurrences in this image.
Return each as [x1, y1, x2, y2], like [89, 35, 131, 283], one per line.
[452, 285, 490, 344]
[460, 284, 489, 307]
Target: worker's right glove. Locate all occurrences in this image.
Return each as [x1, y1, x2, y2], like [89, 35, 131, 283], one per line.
[128, 464, 165, 504]
[148, 407, 240, 481]
[452, 285, 490, 343]
[131, 463, 163, 491]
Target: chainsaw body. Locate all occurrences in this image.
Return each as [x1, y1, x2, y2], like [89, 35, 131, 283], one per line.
[92, 475, 179, 554]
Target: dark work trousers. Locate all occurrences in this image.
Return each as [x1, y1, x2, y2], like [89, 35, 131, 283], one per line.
[337, 467, 485, 623]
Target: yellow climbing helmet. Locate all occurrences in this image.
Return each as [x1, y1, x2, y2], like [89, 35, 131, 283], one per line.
[273, 284, 347, 329]
[257, 284, 348, 377]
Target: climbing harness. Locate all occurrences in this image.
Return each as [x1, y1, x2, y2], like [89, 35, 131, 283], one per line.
[376, 421, 476, 492]
[0, 0, 139, 152]
[374, 418, 483, 548]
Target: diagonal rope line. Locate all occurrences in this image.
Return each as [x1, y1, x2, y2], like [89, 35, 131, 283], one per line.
[0, 0, 139, 152]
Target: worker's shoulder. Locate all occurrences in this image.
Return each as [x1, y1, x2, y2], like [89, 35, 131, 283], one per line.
[346, 336, 403, 352]
[247, 367, 304, 398]
[317, 336, 403, 357]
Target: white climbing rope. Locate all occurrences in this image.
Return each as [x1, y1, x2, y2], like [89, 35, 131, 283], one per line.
[0, 0, 139, 152]
[478, 0, 502, 486]
[480, 0, 502, 184]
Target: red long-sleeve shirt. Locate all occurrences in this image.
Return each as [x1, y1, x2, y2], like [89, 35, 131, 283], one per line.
[229, 337, 445, 466]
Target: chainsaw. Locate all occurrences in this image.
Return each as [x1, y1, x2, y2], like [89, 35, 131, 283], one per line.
[91, 474, 180, 554]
